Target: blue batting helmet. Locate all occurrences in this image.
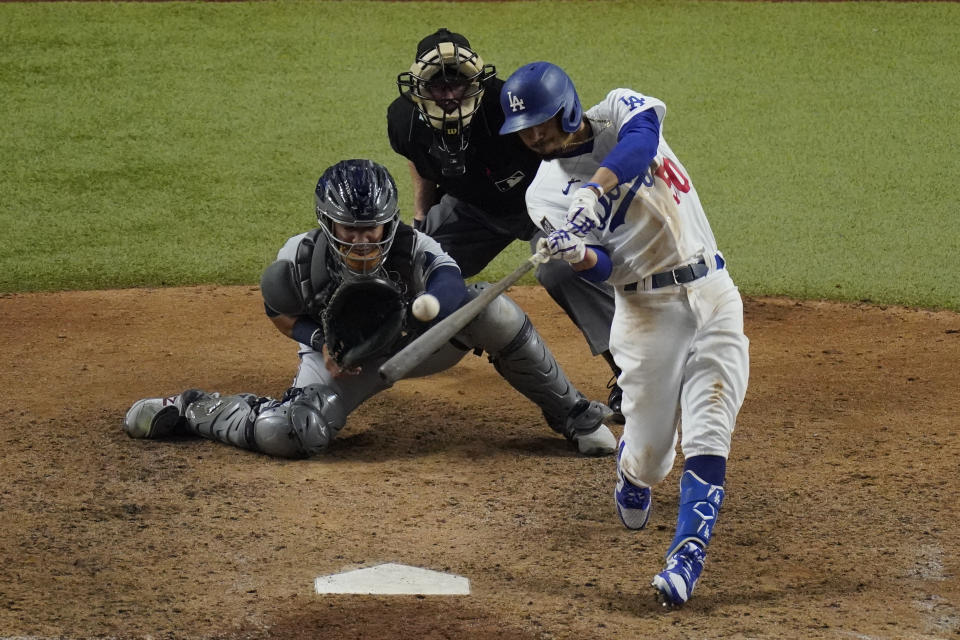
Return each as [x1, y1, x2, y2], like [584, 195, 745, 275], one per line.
[499, 62, 582, 135]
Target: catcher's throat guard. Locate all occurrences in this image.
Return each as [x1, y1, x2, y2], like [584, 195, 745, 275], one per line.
[322, 276, 407, 369]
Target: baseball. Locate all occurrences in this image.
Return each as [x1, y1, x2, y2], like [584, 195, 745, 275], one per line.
[411, 293, 440, 322]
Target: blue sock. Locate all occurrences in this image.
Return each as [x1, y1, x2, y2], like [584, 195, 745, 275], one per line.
[666, 457, 726, 556]
[683, 455, 726, 487]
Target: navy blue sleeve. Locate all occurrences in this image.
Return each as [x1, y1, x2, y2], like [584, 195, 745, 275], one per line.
[600, 109, 661, 184]
[577, 245, 613, 282]
[425, 265, 469, 320]
[291, 317, 322, 346]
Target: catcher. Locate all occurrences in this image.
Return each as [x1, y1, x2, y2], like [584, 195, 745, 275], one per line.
[123, 159, 616, 458]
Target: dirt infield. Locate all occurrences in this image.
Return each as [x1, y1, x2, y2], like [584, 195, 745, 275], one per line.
[1, 286, 958, 639]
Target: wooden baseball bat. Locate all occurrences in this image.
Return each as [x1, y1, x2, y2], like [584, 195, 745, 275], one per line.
[378, 248, 549, 385]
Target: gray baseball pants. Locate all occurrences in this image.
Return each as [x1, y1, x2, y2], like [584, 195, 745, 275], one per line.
[423, 194, 614, 355]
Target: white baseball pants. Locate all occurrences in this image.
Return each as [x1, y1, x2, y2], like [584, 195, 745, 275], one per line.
[612, 269, 749, 488]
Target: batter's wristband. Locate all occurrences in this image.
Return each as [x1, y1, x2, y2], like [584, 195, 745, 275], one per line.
[584, 181, 603, 195]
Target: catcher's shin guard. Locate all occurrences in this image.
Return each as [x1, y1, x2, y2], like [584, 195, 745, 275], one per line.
[665, 470, 725, 558]
[459, 284, 614, 454]
[184, 394, 261, 451]
[183, 385, 346, 458]
[489, 318, 613, 448]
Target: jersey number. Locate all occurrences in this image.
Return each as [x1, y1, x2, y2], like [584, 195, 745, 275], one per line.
[602, 157, 691, 232]
[654, 158, 691, 204]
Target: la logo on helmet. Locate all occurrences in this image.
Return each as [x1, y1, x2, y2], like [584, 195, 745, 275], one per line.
[507, 91, 525, 112]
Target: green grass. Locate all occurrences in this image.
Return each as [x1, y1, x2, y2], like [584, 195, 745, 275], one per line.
[1, 1, 958, 309]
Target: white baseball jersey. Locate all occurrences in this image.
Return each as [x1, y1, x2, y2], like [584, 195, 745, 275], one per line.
[525, 88, 720, 285]
[526, 88, 749, 493]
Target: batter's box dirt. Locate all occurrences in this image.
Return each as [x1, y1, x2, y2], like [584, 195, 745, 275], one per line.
[0, 286, 957, 639]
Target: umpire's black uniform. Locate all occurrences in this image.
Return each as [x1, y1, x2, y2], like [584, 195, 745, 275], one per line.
[387, 78, 617, 359]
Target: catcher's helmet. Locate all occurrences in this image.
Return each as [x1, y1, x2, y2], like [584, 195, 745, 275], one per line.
[499, 62, 583, 135]
[315, 159, 400, 276]
[397, 28, 495, 143]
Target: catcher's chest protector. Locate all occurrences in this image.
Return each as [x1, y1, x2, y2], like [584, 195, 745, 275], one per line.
[316, 224, 419, 368]
[268, 223, 419, 323]
[312, 223, 417, 290]
[262, 224, 420, 322]
[380, 223, 416, 286]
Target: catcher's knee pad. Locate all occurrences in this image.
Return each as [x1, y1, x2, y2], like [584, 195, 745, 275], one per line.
[288, 383, 347, 456]
[665, 470, 725, 557]
[247, 385, 347, 458]
[184, 386, 346, 458]
[457, 283, 526, 354]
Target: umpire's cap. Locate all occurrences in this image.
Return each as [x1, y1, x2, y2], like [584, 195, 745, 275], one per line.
[416, 28, 471, 59]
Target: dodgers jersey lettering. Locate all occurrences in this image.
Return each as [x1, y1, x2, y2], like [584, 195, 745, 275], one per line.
[525, 88, 720, 286]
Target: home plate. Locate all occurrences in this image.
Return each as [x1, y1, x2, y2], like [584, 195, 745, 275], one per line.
[314, 563, 470, 595]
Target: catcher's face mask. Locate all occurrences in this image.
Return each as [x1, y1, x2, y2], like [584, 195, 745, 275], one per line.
[329, 222, 395, 275]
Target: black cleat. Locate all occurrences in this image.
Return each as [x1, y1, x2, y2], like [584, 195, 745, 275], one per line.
[606, 376, 625, 425]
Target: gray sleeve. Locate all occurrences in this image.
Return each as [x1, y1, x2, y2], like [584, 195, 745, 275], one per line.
[414, 231, 460, 285]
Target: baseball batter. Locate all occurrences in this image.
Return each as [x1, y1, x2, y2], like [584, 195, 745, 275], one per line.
[124, 159, 616, 458]
[499, 63, 749, 606]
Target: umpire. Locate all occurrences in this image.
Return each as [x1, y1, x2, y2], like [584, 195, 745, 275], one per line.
[387, 28, 624, 421]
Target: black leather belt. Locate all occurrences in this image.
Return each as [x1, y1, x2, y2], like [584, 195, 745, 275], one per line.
[623, 255, 725, 292]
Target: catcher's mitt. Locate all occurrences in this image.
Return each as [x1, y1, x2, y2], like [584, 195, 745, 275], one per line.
[322, 277, 407, 369]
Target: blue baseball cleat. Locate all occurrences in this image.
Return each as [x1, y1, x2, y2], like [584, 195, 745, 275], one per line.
[651, 541, 706, 606]
[614, 441, 651, 529]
